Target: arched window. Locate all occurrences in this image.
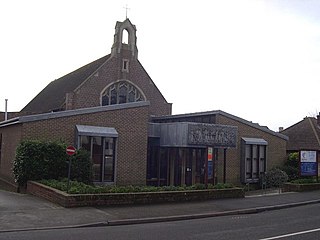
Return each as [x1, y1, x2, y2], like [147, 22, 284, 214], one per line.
[122, 29, 129, 44]
[101, 81, 145, 106]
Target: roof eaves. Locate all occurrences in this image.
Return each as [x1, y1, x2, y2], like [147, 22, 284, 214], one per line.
[18, 101, 150, 124]
[0, 117, 21, 128]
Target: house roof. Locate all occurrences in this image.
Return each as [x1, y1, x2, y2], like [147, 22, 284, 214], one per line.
[21, 54, 111, 114]
[281, 117, 320, 151]
[152, 110, 288, 140]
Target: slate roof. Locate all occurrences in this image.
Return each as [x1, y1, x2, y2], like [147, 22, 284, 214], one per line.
[21, 54, 111, 114]
[281, 117, 320, 151]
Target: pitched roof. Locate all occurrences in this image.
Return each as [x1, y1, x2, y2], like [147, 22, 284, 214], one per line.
[281, 117, 320, 151]
[21, 54, 111, 114]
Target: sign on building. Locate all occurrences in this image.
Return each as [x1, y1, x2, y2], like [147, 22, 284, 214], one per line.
[188, 123, 237, 148]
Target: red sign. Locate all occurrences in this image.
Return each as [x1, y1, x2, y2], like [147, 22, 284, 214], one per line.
[66, 146, 76, 156]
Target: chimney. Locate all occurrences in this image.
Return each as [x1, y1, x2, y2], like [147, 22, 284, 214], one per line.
[279, 127, 284, 132]
[317, 112, 320, 126]
[4, 99, 8, 121]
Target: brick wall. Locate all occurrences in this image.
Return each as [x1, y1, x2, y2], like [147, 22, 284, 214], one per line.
[1, 104, 149, 186]
[216, 114, 287, 185]
[71, 53, 171, 117]
[0, 124, 22, 187]
[27, 181, 244, 208]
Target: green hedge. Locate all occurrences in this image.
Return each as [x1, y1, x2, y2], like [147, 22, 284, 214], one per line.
[13, 140, 92, 186]
[39, 179, 235, 194]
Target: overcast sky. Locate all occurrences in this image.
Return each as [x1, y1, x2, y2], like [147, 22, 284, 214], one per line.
[1, 0, 320, 131]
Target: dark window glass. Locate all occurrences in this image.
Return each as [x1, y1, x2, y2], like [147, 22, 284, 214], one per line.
[101, 95, 109, 106]
[110, 88, 117, 105]
[244, 144, 266, 182]
[104, 138, 115, 182]
[118, 85, 127, 104]
[101, 81, 145, 106]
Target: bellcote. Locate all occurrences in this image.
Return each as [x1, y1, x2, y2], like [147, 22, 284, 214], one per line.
[111, 18, 138, 59]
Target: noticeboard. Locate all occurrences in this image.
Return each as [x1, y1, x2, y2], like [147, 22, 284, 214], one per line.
[300, 150, 318, 176]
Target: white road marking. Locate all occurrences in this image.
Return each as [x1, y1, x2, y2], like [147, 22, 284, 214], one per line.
[259, 227, 320, 240]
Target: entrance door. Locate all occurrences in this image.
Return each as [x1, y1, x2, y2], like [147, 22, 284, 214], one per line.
[79, 135, 116, 183]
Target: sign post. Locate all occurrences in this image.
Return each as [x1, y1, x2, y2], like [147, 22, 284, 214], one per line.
[66, 146, 76, 193]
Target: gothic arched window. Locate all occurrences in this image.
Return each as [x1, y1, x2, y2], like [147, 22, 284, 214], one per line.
[101, 81, 145, 106]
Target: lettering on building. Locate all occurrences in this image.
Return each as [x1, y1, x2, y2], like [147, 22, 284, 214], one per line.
[188, 124, 237, 148]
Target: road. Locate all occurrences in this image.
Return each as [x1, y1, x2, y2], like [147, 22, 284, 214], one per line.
[1, 203, 320, 240]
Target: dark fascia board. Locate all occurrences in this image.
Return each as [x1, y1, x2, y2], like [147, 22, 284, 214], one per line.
[0, 101, 150, 127]
[152, 110, 288, 141]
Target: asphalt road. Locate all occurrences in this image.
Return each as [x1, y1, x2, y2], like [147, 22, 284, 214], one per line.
[1, 203, 320, 240]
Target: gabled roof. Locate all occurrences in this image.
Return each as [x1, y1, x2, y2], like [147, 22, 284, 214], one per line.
[152, 110, 288, 140]
[281, 117, 320, 151]
[21, 54, 110, 114]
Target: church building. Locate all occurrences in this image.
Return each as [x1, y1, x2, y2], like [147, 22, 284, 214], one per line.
[0, 19, 288, 191]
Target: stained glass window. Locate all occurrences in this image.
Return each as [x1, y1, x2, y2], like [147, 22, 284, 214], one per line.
[101, 81, 145, 106]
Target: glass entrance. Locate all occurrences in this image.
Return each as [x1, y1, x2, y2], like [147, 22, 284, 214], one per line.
[147, 146, 206, 186]
[79, 136, 116, 183]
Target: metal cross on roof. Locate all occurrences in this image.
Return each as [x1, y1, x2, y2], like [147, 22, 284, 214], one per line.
[124, 4, 130, 19]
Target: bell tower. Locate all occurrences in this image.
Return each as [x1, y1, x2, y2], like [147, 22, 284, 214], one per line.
[111, 18, 138, 59]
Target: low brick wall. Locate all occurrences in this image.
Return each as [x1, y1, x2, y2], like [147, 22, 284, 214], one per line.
[27, 181, 245, 208]
[283, 182, 320, 192]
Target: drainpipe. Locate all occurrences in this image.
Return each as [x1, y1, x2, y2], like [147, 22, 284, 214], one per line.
[5, 99, 8, 121]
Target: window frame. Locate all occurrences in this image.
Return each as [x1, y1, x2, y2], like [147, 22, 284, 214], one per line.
[241, 138, 267, 183]
[101, 80, 146, 106]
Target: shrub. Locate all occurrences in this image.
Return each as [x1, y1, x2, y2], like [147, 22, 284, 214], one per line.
[13, 140, 67, 186]
[266, 168, 288, 188]
[281, 152, 299, 181]
[291, 178, 318, 184]
[69, 148, 92, 184]
[13, 141, 92, 186]
[39, 179, 237, 194]
[212, 183, 234, 189]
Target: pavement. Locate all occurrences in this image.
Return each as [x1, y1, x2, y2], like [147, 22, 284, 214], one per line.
[1, 188, 320, 233]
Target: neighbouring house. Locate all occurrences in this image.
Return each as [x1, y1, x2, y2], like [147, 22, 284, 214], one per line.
[280, 114, 320, 156]
[0, 18, 288, 191]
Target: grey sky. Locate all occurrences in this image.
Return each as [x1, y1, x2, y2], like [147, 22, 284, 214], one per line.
[1, 0, 319, 131]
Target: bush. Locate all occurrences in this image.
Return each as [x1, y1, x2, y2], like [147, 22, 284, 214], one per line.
[291, 178, 318, 184]
[13, 141, 92, 186]
[13, 140, 67, 186]
[70, 148, 92, 184]
[281, 152, 299, 181]
[39, 179, 236, 194]
[266, 168, 288, 188]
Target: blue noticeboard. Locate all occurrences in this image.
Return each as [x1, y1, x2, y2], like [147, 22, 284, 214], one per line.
[301, 162, 317, 176]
